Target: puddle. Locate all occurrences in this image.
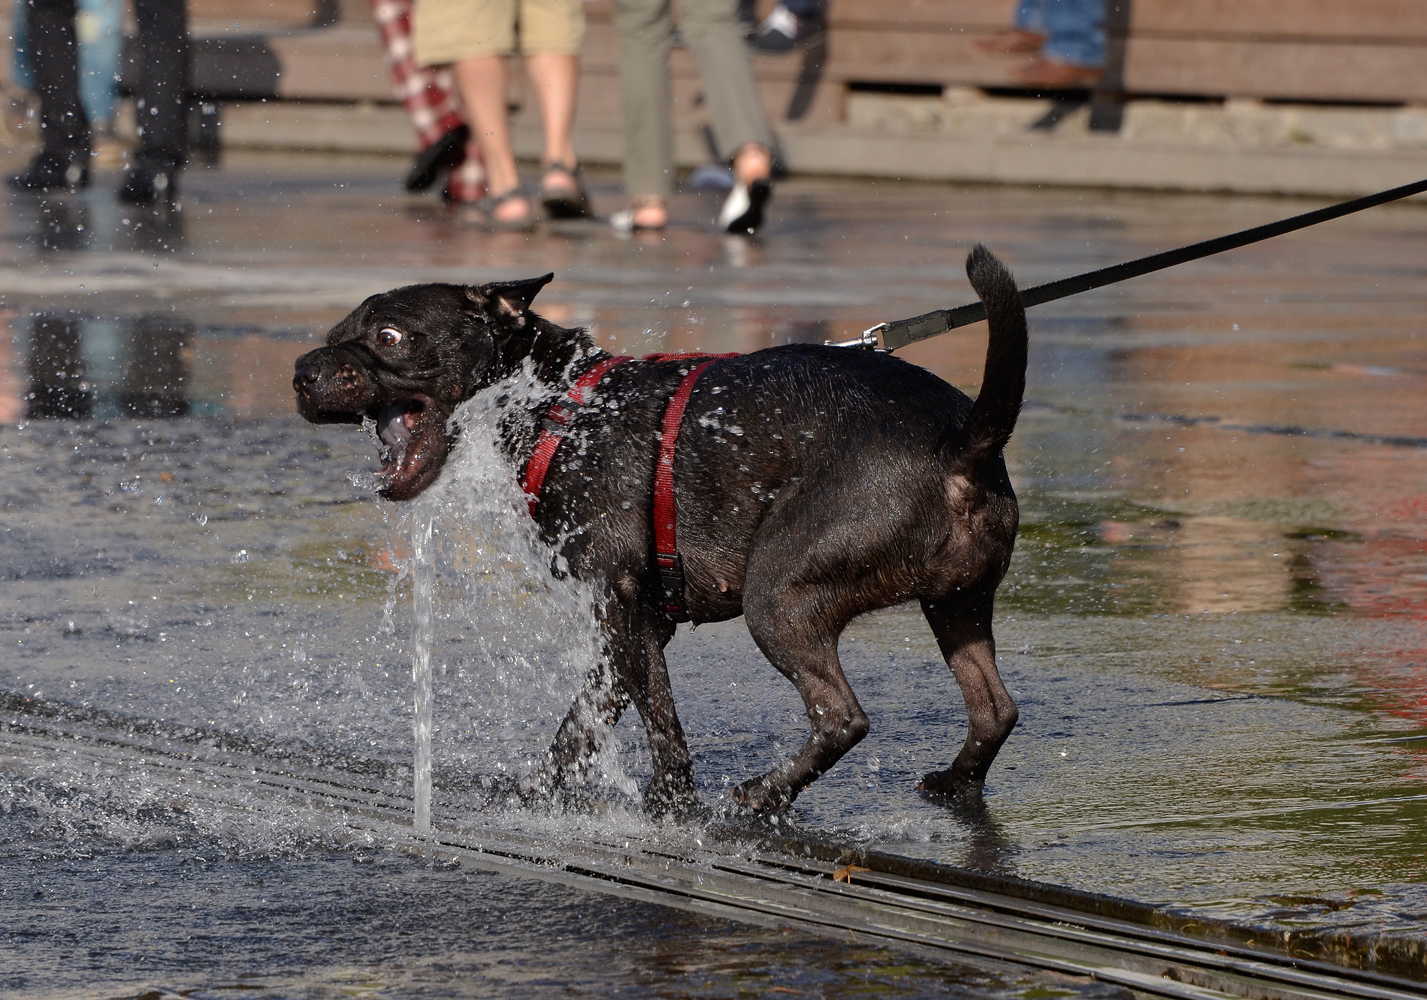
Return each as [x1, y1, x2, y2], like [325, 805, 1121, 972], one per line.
[1, 157, 1425, 987]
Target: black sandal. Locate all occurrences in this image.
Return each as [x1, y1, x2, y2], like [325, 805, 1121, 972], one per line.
[470, 186, 537, 232]
[539, 162, 591, 219]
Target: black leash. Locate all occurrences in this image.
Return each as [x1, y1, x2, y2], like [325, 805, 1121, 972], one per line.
[831, 176, 1427, 352]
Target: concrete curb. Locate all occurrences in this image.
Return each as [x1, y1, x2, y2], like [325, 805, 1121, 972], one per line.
[212, 100, 1427, 200]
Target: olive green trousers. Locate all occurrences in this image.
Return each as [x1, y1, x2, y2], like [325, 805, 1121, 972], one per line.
[614, 0, 776, 198]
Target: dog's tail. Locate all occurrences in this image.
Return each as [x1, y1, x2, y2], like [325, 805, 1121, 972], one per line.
[946, 245, 1028, 474]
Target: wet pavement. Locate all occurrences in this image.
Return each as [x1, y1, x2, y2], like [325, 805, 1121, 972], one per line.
[2, 150, 1426, 995]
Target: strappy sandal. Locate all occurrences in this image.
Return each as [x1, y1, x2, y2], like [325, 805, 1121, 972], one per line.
[539, 161, 591, 219]
[470, 186, 537, 232]
[610, 196, 668, 232]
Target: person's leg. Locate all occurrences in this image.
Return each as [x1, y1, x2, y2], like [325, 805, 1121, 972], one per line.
[453, 55, 531, 223]
[1040, 0, 1104, 68]
[525, 54, 578, 169]
[131, 0, 188, 164]
[612, 0, 674, 224]
[524, 52, 591, 216]
[680, 0, 774, 163]
[26, 0, 89, 159]
[681, 0, 775, 231]
[370, 0, 474, 194]
[122, 0, 188, 200]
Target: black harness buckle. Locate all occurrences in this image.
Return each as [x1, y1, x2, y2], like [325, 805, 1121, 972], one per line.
[656, 552, 689, 621]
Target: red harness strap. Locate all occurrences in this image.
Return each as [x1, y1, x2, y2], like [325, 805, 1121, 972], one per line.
[650, 353, 740, 619]
[520, 355, 630, 515]
[519, 350, 739, 621]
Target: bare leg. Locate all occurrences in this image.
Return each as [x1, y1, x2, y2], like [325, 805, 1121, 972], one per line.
[918, 592, 1019, 800]
[453, 55, 532, 222]
[525, 52, 579, 172]
[732, 142, 771, 186]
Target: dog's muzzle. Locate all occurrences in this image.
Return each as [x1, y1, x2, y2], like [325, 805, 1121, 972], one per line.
[293, 346, 377, 424]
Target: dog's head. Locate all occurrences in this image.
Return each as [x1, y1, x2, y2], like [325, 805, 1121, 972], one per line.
[293, 273, 554, 500]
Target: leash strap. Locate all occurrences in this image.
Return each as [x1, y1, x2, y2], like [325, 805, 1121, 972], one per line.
[833, 175, 1427, 352]
[521, 355, 630, 515]
[651, 353, 739, 620]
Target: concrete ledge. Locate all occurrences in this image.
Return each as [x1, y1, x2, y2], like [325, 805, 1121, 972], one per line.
[215, 99, 1427, 200]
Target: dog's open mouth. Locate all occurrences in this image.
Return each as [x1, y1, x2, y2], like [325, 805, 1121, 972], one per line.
[371, 395, 452, 500]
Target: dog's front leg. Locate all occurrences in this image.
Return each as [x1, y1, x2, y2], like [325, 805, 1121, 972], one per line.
[542, 657, 630, 798]
[606, 599, 699, 818]
[539, 597, 697, 818]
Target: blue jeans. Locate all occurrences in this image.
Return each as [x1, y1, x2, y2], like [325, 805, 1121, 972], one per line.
[12, 0, 123, 126]
[780, 0, 824, 18]
[1014, 0, 1104, 68]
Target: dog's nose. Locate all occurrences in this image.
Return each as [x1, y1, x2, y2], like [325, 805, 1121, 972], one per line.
[293, 364, 320, 394]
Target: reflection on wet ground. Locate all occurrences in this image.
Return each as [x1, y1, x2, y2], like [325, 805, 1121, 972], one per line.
[13, 836, 1109, 999]
[1, 151, 1425, 992]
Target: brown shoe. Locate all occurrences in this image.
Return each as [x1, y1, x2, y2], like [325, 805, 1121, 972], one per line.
[1012, 56, 1104, 89]
[974, 28, 1046, 56]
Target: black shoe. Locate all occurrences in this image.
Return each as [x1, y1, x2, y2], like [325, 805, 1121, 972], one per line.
[405, 124, 470, 193]
[750, 4, 825, 54]
[8, 150, 89, 193]
[117, 162, 179, 205]
[718, 178, 772, 235]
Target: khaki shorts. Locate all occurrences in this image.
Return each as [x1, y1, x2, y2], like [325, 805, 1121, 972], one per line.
[414, 0, 585, 65]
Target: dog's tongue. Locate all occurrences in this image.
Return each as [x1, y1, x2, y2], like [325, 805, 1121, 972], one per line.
[377, 402, 414, 465]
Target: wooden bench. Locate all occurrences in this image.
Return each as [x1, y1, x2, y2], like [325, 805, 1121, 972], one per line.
[175, 0, 1427, 142]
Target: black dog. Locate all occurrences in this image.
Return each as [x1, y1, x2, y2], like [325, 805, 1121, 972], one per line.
[293, 246, 1027, 816]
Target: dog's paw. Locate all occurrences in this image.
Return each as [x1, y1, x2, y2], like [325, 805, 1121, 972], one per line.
[643, 771, 704, 822]
[729, 776, 794, 815]
[916, 769, 984, 806]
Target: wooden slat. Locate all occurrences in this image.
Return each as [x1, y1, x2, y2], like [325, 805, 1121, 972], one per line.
[269, 28, 390, 101]
[581, 22, 1021, 88]
[1131, 0, 1427, 43]
[189, 0, 316, 29]
[562, 70, 842, 131]
[584, 0, 1017, 31]
[1125, 38, 1427, 103]
[827, 0, 1016, 30]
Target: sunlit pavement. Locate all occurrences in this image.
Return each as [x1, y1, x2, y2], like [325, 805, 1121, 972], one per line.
[2, 150, 1426, 994]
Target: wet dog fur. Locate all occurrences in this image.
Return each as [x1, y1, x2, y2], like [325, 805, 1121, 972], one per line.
[293, 246, 1028, 817]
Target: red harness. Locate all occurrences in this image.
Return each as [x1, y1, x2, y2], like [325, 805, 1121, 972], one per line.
[520, 352, 739, 620]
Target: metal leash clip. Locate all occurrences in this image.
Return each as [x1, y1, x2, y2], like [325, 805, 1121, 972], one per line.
[825, 322, 889, 351]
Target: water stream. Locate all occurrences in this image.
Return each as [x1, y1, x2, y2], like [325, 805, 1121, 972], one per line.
[410, 505, 435, 834]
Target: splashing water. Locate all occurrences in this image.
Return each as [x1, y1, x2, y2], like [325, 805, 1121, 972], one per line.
[410, 506, 435, 833]
[393, 368, 640, 823]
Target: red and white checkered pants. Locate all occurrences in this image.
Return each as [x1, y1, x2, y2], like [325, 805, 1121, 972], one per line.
[370, 0, 485, 202]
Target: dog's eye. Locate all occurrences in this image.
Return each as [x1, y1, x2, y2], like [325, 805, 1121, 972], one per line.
[378, 327, 404, 347]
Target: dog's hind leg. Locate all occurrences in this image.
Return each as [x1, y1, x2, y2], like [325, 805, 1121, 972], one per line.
[916, 590, 1018, 800]
[736, 541, 870, 812]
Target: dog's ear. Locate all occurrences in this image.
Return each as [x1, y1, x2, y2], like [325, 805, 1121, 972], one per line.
[481, 273, 555, 322]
